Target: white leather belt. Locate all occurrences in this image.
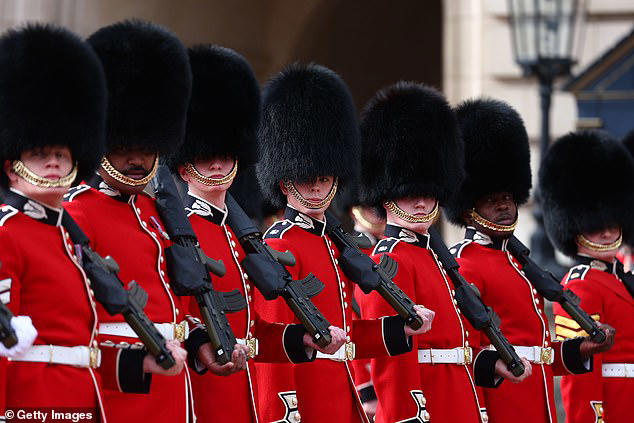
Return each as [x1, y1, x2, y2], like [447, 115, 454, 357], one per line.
[98, 321, 189, 342]
[602, 363, 634, 378]
[9, 345, 101, 369]
[511, 345, 554, 365]
[237, 337, 259, 359]
[418, 347, 473, 365]
[316, 342, 356, 362]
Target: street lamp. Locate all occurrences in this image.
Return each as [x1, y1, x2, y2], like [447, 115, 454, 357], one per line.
[508, 0, 580, 274]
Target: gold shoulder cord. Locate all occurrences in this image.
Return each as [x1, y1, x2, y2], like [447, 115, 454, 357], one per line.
[383, 200, 439, 224]
[284, 178, 339, 209]
[185, 160, 238, 186]
[575, 232, 622, 252]
[12, 160, 78, 188]
[470, 209, 517, 232]
[101, 155, 159, 187]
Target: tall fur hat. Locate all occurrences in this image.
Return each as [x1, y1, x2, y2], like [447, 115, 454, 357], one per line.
[256, 63, 360, 208]
[539, 130, 634, 256]
[445, 98, 531, 225]
[168, 45, 260, 171]
[0, 24, 106, 188]
[622, 129, 634, 245]
[359, 81, 463, 207]
[87, 19, 191, 157]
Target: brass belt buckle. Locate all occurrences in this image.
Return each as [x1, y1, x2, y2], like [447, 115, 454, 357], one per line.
[89, 347, 100, 369]
[246, 337, 258, 359]
[540, 347, 553, 365]
[174, 321, 186, 343]
[463, 346, 473, 365]
[344, 342, 356, 361]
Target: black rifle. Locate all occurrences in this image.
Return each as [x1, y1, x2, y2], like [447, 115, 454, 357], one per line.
[152, 165, 247, 365]
[61, 213, 176, 369]
[428, 227, 526, 377]
[324, 211, 424, 330]
[0, 301, 17, 349]
[507, 236, 606, 343]
[224, 193, 332, 348]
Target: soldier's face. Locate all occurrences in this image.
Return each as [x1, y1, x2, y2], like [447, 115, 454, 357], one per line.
[281, 176, 335, 219]
[385, 196, 437, 233]
[578, 226, 622, 261]
[179, 155, 236, 197]
[4, 145, 74, 208]
[99, 146, 157, 194]
[471, 192, 517, 238]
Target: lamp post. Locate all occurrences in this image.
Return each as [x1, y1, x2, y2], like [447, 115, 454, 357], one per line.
[508, 0, 580, 275]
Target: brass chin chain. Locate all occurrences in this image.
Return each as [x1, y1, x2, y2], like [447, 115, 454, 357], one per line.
[576, 232, 622, 252]
[351, 206, 384, 232]
[470, 209, 517, 232]
[101, 155, 159, 187]
[284, 178, 339, 209]
[12, 160, 78, 188]
[384, 200, 439, 224]
[185, 160, 238, 186]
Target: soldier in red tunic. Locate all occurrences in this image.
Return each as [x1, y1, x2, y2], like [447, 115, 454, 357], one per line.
[63, 21, 193, 423]
[0, 24, 108, 421]
[167, 44, 346, 423]
[357, 83, 531, 423]
[445, 100, 614, 423]
[255, 64, 435, 423]
[617, 130, 634, 272]
[541, 130, 633, 423]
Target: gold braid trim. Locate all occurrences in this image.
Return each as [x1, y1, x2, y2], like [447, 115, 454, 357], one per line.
[384, 200, 439, 223]
[185, 160, 238, 186]
[575, 232, 622, 252]
[101, 155, 158, 187]
[284, 178, 338, 209]
[470, 209, 517, 232]
[12, 160, 78, 188]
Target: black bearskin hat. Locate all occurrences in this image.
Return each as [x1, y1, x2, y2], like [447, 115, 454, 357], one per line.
[87, 19, 191, 157]
[256, 63, 360, 208]
[539, 130, 634, 256]
[359, 81, 463, 207]
[622, 129, 634, 245]
[0, 24, 106, 188]
[168, 45, 260, 171]
[445, 98, 531, 225]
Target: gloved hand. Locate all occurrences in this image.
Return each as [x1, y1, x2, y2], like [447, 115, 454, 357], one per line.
[0, 316, 38, 358]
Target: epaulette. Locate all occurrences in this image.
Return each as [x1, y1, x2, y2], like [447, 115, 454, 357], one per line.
[63, 184, 91, 202]
[373, 237, 400, 255]
[564, 264, 590, 284]
[263, 220, 294, 239]
[0, 205, 18, 226]
[449, 239, 472, 258]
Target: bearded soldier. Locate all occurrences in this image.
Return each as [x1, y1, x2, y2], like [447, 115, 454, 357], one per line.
[541, 131, 633, 423]
[63, 21, 193, 422]
[255, 64, 434, 423]
[168, 45, 345, 422]
[0, 24, 108, 420]
[445, 100, 614, 423]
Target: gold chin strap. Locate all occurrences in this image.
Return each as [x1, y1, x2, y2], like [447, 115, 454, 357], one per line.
[351, 206, 384, 233]
[384, 200, 439, 224]
[12, 160, 78, 188]
[576, 232, 622, 252]
[101, 155, 159, 187]
[284, 178, 339, 209]
[185, 160, 238, 186]
[470, 209, 517, 232]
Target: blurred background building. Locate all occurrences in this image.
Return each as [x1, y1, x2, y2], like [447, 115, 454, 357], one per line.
[0, 0, 631, 419]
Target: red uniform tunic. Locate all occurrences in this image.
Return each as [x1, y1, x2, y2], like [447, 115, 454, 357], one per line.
[183, 193, 315, 423]
[554, 257, 634, 423]
[454, 228, 591, 423]
[362, 224, 493, 423]
[256, 207, 412, 423]
[0, 190, 106, 421]
[64, 176, 192, 423]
